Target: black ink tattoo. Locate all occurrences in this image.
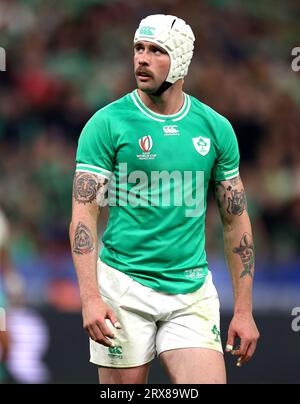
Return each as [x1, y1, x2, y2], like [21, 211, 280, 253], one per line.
[214, 176, 247, 216]
[232, 233, 254, 279]
[73, 222, 94, 255]
[73, 172, 108, 204]
[226, 188, 247, 216]
[214, 182, 226, 211]
[229, 176, 240, 187]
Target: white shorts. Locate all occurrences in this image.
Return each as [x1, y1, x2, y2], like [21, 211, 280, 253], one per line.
[90, 260, 223, 368]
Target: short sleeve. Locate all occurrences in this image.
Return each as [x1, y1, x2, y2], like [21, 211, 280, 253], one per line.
[75, 111, 115, 179]
[211, 118, 240, 181]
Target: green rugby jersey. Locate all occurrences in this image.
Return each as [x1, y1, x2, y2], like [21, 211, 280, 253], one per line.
[75, 90, 240, 294]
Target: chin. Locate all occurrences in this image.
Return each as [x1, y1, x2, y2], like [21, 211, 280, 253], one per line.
[137, 82, 158, 94]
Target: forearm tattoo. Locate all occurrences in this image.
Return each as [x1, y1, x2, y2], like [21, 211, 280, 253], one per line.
[73, 222, 94, 255]
[232, 232, 255, 279]
[214, 176, 247, 216]
[73, 172, 108, 205]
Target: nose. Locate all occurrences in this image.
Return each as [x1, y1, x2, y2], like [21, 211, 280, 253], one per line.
[138, 58, 149, 66]
[137, 50, 150, 66]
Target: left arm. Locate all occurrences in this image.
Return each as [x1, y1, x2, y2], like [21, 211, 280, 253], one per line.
[213, 175, 260, 366]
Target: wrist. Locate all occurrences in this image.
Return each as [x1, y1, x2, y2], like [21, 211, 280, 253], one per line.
[81, 292, 102, 305]
[234, 308, 253, 316]
[234, 297, 252, 315]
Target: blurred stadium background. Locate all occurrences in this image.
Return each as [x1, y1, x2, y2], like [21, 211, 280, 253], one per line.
[0, 0, 299, 384]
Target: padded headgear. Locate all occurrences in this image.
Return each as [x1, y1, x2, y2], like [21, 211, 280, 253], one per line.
[134, 14, 195, 87]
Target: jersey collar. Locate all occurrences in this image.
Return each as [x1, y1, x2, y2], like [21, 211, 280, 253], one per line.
[130, 89, 190, 122]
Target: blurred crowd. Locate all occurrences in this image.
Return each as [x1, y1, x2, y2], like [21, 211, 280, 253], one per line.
[0, 0, 300, 308]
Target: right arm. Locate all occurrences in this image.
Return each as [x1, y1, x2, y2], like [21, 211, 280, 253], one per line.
[70, 171, 120, 347]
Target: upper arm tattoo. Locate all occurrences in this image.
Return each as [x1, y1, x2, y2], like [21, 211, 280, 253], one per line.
[214, 176, 247, 216]
[73, 172, 108, 205]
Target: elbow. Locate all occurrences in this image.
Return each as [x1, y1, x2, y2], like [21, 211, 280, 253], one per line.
[223, 213, 250, 234]
[221, 215, 234, 233]
[223, 222, 234, 234]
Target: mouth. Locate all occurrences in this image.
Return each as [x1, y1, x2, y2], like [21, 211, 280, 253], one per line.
[136, 71, 152, 81]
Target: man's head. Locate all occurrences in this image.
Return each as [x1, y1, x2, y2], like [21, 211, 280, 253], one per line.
[134, 14, 195, 96]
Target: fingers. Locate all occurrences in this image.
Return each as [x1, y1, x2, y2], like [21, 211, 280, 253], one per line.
[81, 297, 122, 347]
[86, 325, 97, 342]
[226, 315, 260, 367]
[238, 338, 250, 358]
[226, 327, 236, 353]
[228, 339, 249, 363]
[86, 322, 115, 347]
[234, 342, 249, 367]
[85, 314, 122, 347]
[226, 328, 250, 367]
[107, 310, 122, 330]
[100, 318, 116, 339]
[226, 328, 247, 367]
[229, 338, 258, 367]
[238, 340, 258, 366]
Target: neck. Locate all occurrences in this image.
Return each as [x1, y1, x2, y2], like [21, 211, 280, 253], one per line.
[137, 80, 184, 115]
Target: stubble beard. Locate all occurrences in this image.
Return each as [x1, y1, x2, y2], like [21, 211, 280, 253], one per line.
[136, 79, 161, 95]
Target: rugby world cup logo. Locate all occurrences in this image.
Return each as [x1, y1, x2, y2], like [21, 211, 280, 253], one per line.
[139, 135, 153, 153]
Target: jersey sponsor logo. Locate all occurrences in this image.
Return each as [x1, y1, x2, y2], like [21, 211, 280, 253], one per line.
[139, 26, 155, 36]
[163, 125, 179, 136]
[192, 136, 211, 156]
[139, 135, 153, 152]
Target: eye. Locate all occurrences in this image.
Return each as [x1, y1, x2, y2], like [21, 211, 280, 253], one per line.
[152, 46, 167, 55]
[152, 47, 162, 54]
[135, 45, 144, 53]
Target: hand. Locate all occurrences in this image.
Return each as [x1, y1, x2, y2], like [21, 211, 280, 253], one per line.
[81, 295, 121, 348]
[226, 311, 260, 367]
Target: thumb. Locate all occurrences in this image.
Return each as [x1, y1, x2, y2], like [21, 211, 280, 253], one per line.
[226, 326, 236, 352]
[107, 310, 122, 329]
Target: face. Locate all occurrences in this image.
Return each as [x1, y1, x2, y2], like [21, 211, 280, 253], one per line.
[134, 41, 170, 93]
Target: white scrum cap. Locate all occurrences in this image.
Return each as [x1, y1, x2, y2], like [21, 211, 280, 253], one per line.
[134, 14, 195, 84]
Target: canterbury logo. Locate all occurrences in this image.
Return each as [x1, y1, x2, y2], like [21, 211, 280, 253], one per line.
[139, 135, 153, 152]
[108, 346, 122, 355]
[140, 26, 155, 36]
[163, 125, 179, 135]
